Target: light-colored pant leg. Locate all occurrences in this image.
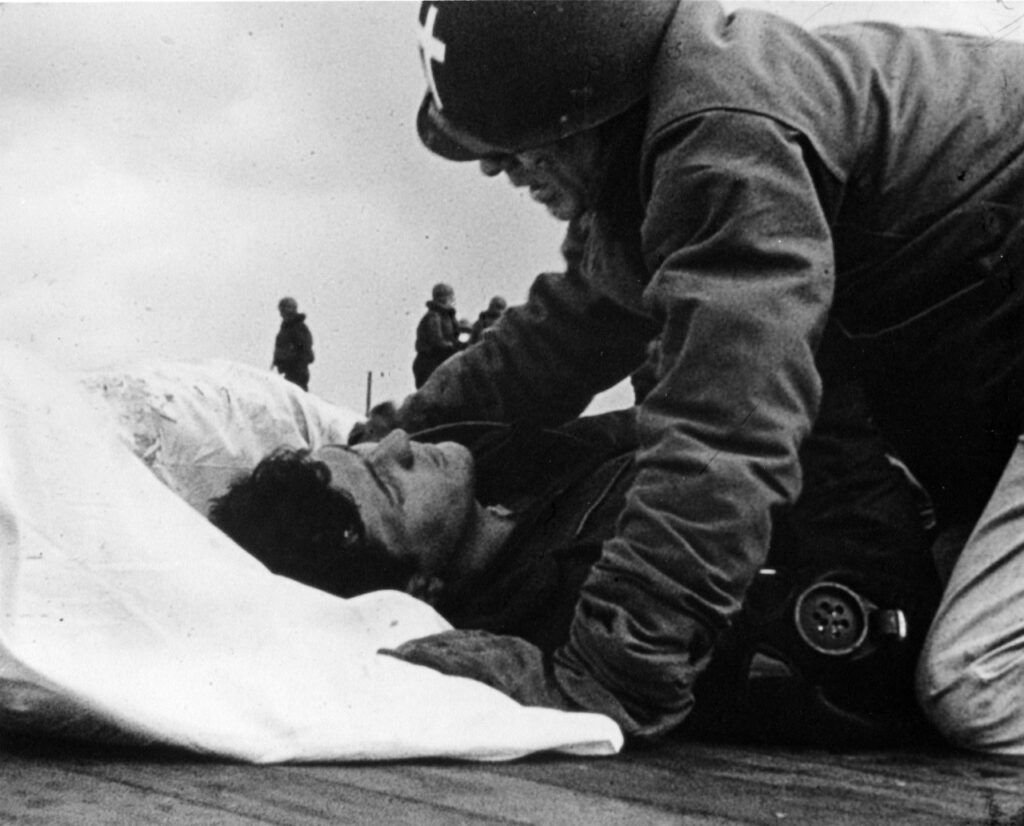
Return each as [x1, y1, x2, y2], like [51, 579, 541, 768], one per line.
[917, 436, 1024, 753]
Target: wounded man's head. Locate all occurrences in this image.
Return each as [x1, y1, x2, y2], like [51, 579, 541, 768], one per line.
[208, 448, 415, 598]
[208, 431, 480, 599]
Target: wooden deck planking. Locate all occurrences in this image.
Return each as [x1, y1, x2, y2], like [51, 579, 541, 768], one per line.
[477, 742, 1024, 825]
[2, 757, 694, 826]
[4, 736, 1024, 825]
[291, 763, 703, 826]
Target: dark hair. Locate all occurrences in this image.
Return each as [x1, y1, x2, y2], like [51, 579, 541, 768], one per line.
[208, 448, 415, 598]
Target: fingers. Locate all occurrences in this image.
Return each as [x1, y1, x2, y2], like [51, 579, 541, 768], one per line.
[406, 574, 446, 606]
[348, 401, 400, 445]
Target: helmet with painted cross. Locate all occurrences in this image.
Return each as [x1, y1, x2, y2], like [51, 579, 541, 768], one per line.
[415, 1, 679, 161]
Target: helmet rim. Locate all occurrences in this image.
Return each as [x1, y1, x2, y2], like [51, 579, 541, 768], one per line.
[416, 95, 499, 162]
[415, 1, 677, 163]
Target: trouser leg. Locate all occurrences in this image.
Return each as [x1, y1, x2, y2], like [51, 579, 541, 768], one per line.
[916, 435, 1024, 752]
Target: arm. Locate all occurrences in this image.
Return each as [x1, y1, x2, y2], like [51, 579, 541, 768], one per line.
[555, 112, 835, 734]
[391, 113, 837, 738]
[400, 261, 656, 432]
[416, 312, 454, 354]
[298, 323, 314, 365]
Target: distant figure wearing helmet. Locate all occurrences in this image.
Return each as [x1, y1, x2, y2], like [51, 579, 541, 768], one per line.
[412, 282, 463, 388]
[271, 297, 315, 391]
[359, 2, 1024, 752]
[468, 295, 507, 345]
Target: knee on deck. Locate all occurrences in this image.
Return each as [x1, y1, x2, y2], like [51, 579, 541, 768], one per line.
[916, 636, 1024, 754]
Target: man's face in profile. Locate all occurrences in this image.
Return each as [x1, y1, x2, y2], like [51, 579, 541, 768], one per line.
[314, 431, 477, 583]
[477, 129, 602, 222]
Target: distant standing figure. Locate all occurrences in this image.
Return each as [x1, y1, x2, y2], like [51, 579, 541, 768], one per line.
[271, 297, 315, 391]
[468, 296, 507, 345]
[413, 283, 461, 388]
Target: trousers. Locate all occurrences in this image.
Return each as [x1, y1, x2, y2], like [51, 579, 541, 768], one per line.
[917, 435, 1024, 752]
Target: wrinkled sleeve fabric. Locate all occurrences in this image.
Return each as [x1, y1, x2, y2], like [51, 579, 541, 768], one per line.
[298, 323, 314, 364]
[416, 312, 450, 354]
[396, 111, 838, 739]
[398, 263, 654, 432]
[556, 112, 837, 736]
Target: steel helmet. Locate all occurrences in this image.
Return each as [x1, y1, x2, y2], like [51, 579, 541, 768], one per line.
[416, 0, 679, 161]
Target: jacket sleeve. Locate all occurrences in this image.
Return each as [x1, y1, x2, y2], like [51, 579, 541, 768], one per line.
[554, 112, 836, 736]
[299, 323, 314, 364]
[416, 312, 449, 354]
[398, 259, 657, 432]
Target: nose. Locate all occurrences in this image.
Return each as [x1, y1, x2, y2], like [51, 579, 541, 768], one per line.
[479, 154, 517, 177]
[376, 429, 414, 469]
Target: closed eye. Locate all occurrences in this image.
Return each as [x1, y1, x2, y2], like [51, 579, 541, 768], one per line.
[331, 444, 400, 505]
[363, 457, 405, 505]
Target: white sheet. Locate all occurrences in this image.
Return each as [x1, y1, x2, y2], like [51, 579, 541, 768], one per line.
[0, 344, 622, 762]
[76, 359, 362, 515]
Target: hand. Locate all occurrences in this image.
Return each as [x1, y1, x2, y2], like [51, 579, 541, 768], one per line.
[379, 630, 579, 712]
[405, 574, 445, 607]
[348, 401, 399, 445]
[383, 630, 682, 738]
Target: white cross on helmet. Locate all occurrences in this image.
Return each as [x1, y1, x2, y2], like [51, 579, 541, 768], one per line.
[417, 4, 446, 111]
[413, 1, 679, 161]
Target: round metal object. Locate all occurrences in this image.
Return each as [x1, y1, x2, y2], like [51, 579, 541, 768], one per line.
[793, 580, 871, 656]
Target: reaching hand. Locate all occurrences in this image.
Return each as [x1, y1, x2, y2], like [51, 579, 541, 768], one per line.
[405, 573, 446, 607]
[381, 629, 683, 739]
[379, 630, 580, 712]
[348, 401, 400, 445]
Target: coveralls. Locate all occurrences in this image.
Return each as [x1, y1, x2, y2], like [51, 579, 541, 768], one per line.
[272, 314, 315, 391]
[413, 300, 462, 388]
[396, 3, 1024, 748]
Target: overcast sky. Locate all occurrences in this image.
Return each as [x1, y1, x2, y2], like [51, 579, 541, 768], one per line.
[3, 2, 1022, 415]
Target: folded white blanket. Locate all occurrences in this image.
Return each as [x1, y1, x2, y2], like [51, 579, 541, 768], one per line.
[0, 344, 622, 762]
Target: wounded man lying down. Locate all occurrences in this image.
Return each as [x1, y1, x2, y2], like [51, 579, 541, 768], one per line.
[0, 349, 625, 761]
[211, 377, 943, 748]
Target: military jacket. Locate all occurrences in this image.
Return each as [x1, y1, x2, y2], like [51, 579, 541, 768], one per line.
[399, 3, 1024, 734]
